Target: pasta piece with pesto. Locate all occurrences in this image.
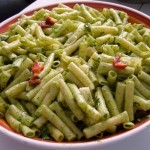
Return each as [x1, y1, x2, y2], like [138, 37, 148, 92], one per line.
[46, 123, 64, 142]
[37, 105, 76, 141]
[49, 101, 84, 140]
[124, 80, 134, 121]
[68, 62, 95, 90]
[83, 111, 129, 139]
[68, 83, 101, 122]
[58, 79, 84, 121]
[101, 85, 119, 117]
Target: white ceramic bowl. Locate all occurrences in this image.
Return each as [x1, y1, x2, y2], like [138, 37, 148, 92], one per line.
[0, 1, 150, 150]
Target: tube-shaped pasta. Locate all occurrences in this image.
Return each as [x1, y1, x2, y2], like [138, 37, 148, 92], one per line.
[49, 101, 84, 140]
[88, 52, 100, 69]
[134, 89, 146, 99]
[25, 102, 37, 117]
[142, 57, 150, 66]
[35, 24, 45, 39]
[5, 111, 22, 132]
[98, 62, 135, 75]
[9, 24, 26, 37]
[38, 53, 55, 79]
[5, 81, 28, 98]
[65, 72, 84, 87]
[13, 25, 26, 36]
[96, 73, 108, 85]
[83, 111, 129, 139]
[12, 56, 26, 69]
[26, 70, 60, 100]
[21, 125, 35, 137]
[8, 98, 27, 112]
[65, 23, 85, 46]
[50, 10, 79, 20]
[96, 34, 114, 45]
[123, 122, 135, 130]
[58, 79, 84, 120]
[1, 3, 150, 142]
[80, 4, 95, 23]
[39, 35, 62, 47]
[102, 18, 114, 26]
[0, 71, 11, 90]
[79, 87, 95, 106]
[115, 82, 126, 112]
[101, 85, 119, 116]
[2, 69, 31, 96]
[68, 83, 101, 122]
[64, 35, 86, 55]
[68, 62, 95, 90]
[8, 104, 34, 126]
[129, 75, 150, 99]
[133, 95, 149, 111]
[33, 116, 47, 128]
[107, 70, 117, 86]
[78, 40, 88, 60]
[92, 26, 118, 37]
[46, 123, 64, 142]
[32, 73, 63, 106]
[51, 19, 76, 38]
[95, 87, 110, 120]
[57, 91, 65, 105]
[109, 8, 122, 25]
[115, 37, 150, 58]
[0, 104, 5, 118]
[53, 7, 73, 13]
[41, 81, 59, 106]
[37, 105, 76, 141]
[14, 57, 33, 78]
[124, 80, 134, 121]
[0, 65, 11, 71]
[138, 71, 150, 86]
[2, 40, 21, 53]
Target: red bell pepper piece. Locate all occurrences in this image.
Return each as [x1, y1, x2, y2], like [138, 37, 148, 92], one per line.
[113, 54, 127, 69]
[39, 22, 51, 28]
[39, 17, 55, 28]
[29, 76, 41, 86]
[31, 60, 44, 74]
[29, 60, 44, 86]
[45, 16, 55, 25]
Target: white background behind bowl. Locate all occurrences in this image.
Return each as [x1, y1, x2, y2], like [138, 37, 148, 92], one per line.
[0, 0, 150, 149]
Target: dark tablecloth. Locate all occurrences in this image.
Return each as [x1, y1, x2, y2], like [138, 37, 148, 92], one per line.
[0, 0, 34, 22]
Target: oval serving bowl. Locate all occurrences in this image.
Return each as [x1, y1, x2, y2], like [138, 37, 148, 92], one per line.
[0, 1, 150, 150]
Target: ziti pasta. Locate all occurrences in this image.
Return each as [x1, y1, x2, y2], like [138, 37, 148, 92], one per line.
[0, 3, 150, 141]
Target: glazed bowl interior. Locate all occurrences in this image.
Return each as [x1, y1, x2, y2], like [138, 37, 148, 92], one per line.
[0, 1, 150, 149]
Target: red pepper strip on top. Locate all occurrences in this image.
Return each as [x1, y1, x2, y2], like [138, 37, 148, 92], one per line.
[29, 76, 41, 86]
[113, 54, 127, 69]
[45, 16, 55, 25]
[29, 60, 44, 86]
[31, 60, 44, 74]
[39, 22, 51, 28]
[39, 17, 55, 28]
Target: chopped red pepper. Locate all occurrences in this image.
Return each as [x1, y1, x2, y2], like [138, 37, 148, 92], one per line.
[39, 22, 51, 28]
[39, 17, 55, 28]
[29, 76, 41, 86]
[29, 60, 44, 86]
[31, 60, 44, 74]
[45, 16, 55, 25]
[113, 54, 127, 69]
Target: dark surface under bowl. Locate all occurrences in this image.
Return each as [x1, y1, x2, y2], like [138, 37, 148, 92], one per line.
[0, 0, 34, 22]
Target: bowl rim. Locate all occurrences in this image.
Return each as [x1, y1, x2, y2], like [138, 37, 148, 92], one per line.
[0, 118, 150, 149]
[0, 0, 150, 149]
[0, 0, 150, 27]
